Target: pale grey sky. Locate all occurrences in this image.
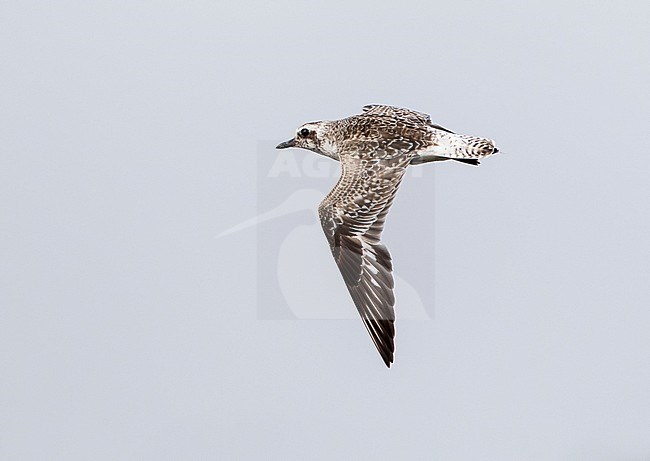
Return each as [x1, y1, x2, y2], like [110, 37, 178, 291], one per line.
[2, 1, 650, 459]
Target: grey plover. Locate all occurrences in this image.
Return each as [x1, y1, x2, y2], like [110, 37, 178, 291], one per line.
[276, 104, 499, 367]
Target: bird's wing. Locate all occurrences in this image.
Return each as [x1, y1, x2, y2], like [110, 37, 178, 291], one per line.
[318, 155, 411, 367]
[362, 104, 454, 133]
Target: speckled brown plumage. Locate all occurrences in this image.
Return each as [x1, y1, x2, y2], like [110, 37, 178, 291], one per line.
[276, 104, 500, 367]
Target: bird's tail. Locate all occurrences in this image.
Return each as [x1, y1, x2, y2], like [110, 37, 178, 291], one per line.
[411, 133, 499, 166]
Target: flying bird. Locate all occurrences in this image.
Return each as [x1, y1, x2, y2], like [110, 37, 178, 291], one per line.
[276, 104, 499, 367]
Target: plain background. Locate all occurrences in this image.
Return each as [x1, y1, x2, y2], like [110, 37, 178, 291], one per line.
[2, 1, 650, 459]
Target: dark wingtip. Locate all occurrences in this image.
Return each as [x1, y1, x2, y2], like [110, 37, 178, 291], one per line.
[454, 158, 481, 166]
[381, 350, 394, 368]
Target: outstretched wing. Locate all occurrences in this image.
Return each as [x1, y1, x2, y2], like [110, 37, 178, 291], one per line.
[318, 156, 410, 367]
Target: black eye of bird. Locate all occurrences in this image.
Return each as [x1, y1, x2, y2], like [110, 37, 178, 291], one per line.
[299, 128, 310, 138]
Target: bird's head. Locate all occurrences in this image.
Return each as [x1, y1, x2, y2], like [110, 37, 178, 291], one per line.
[276, 121, 338, 159]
